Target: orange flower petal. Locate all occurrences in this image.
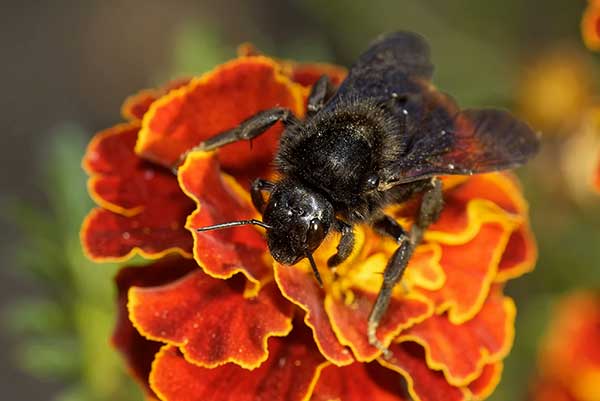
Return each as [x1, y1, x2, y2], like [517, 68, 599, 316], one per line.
[325, 289, 433, 362]
[235, 43, 348, 89]
[495, 223, 537, 282]
[310, 363, 409, 401]
[536, 291, 600, 401]
[582, 3, 600, 51]
[179, 152, 271, 285]
[81, 207, 193, 262]
[129, 270, 293, 369]
[274, 263, 355, 366]
[284, 62, 348, 88]
[467, 362, 503, 401]
[418, 222, 512, 323]
[137, 56, 305, 185]
[112, 257, 197, 397]
[83, 123, 192, 216]
[397, 290, 515, 386]
[122, 79, 190, 122]
[380, 342, 467, 401]
[149, 327, 327, 401]
[409, 173, 524, 245]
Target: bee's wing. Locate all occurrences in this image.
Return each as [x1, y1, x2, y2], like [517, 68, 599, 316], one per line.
[327, 31, 434, 105]
[327, 31, 539, 186]
[382, 107, 540, 186]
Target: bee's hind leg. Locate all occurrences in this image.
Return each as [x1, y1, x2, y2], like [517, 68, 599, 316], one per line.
[367, 177, 443, 358]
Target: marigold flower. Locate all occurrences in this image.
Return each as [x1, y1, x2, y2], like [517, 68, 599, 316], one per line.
[530, 291, 600, 401]
[582, 1, 600, 51]
[81, 51, 536, 401]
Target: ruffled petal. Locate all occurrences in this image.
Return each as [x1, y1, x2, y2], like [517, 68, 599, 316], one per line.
[418, 222, 513, 324]
[274, 262, 354, 366]
[149, 327, 327, 401]
[389, 173, 524, 245]
[397, 290, 515, 386]
[495, 224, 537, 282]
[83, 123, 192, 216]
[325, 289, 433, 362]
[81, 207, 193, 262]
[310, 363, 409, 401]
[121, 79, 190, 122]
[235, 43, 348, 89]
[380, 342, 467, 401]
[112, 257, 197, 397]
[137, 57, 306, 185]
[178, 152, 272, 286]
[466, 362, 503, 401]
[129, 270, 293, 369]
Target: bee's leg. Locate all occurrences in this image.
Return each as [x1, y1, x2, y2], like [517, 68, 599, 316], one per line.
[307, 75, 333, 117]
[367, 178, 443, 357]
[172, 107, 299, 173]
[327, 220, 354, 268]
[250, 178, 275, 213]
[373, 215, 407, 242]
[374, 215, 409, 293]
[367, 215, 411, 356]
[411, 177, 443, 243]
[367, 238, 412, 357]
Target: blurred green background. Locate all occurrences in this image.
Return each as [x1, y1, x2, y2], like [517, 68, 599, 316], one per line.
[1, 1, 599, 400]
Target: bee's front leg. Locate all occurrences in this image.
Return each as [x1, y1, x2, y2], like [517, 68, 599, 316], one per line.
[306, 75, 334, 117]
[327, 220, 354, 268]
[172, 107, 299, 173]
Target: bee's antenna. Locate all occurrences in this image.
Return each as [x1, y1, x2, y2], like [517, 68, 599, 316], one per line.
[196, 219, 272, 232]
[306, 252, 323, 288]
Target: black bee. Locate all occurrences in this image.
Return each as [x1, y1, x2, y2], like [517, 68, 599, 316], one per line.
[184, 32, 539, 354]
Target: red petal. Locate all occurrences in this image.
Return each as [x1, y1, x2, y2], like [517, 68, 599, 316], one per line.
[81, 207, 193, 261]
[234, 43, 347, 89]
[423, 173, 525, 244]
[179, 152, 272, 285]
[495, 223, 537, 282]
[467, 362, 503, 401]
[83, 123, 192, 216]
[285, 62, 348, 88]
[274, 263, 354, 366]
[137, 57, 305, 186]
[149, 327, 327, 401]
[380, 342, 467, 401]
[311, 363, 409, 401]
[582, 3, 600, 51]
[325, 287, 433, 362]
[397, 290, 515, 386]
[129, 270, 293, 369]
[112, 257, 197, 397]
[419, 222, 512, 323]
[121, 79, 190, 121]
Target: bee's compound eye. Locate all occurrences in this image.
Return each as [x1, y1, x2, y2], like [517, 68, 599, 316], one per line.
[306, 218, 325, 250]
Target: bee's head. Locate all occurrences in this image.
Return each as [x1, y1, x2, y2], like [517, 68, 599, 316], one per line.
[262, 181, 334, 266]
